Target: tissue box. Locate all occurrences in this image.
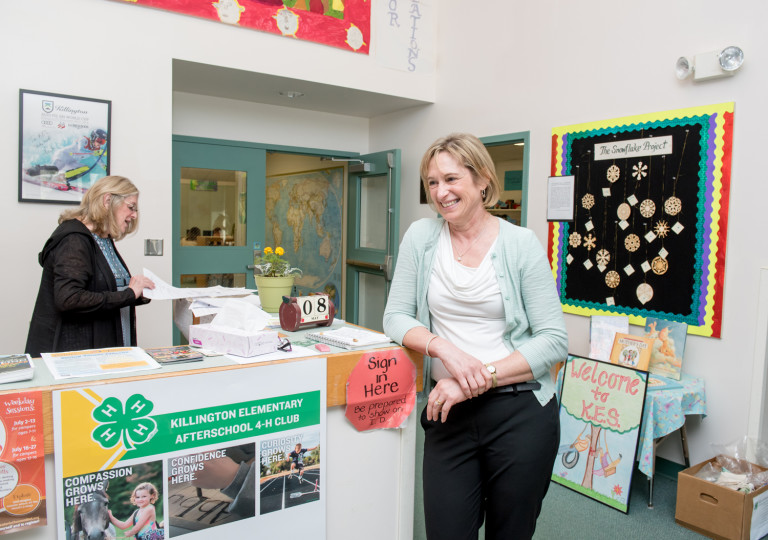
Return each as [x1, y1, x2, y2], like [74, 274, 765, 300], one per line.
[189, 324, 279, 357]
[675, 458, 768, 540]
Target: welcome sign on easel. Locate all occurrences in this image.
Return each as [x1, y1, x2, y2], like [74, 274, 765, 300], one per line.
[552, 354, 647, 513]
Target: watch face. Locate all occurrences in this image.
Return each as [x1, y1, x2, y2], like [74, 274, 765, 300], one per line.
[487, 365, 496, 374]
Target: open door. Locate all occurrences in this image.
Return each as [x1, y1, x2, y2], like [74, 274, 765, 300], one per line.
[172, 137, 266, 343]
[344, 150, 401, 332]
[173, 138, 265, 291]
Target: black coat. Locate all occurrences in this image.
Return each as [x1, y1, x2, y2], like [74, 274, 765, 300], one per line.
[25, 219, 149, 357]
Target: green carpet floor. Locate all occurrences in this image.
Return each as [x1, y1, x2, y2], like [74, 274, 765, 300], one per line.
[532, 468, 704, 539]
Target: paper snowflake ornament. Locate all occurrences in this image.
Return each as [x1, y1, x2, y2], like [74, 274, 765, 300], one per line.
[654, 220, 670, 238]
[632, 161, 648, 181]
[606, 165, 620, 183]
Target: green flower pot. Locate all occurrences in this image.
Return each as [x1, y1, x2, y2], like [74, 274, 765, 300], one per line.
[254, 275, 295, 313]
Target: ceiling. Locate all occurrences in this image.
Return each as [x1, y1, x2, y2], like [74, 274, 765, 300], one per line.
[172, 60, 526, 162]
[172, 59, 432, 119]
[486, 143, 525, 164]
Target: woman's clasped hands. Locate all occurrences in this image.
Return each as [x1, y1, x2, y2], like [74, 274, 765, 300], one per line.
[427, 338, 492, 422]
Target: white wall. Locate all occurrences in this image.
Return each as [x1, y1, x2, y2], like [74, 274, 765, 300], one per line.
[1, 0, 431, 351]
[371, 0, 768, 465]
[4, 0, 768, 470]
[173, 92, 371, 153]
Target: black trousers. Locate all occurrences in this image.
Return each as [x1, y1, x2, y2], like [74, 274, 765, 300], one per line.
[421, 390, 559, 540]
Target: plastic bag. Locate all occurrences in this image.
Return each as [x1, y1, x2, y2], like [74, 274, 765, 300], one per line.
[694, 437, 768, 492]
[712, 436, 768, 470]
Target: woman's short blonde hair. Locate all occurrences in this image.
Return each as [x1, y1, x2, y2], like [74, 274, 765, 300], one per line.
[59, 175, 139, 240]
[420, 133, 500, 211]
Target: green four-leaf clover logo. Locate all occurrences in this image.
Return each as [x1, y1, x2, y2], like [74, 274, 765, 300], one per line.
[91, 394, 158, 451]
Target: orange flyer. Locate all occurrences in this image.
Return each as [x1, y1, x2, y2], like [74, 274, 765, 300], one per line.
[0, 391, 46, 534]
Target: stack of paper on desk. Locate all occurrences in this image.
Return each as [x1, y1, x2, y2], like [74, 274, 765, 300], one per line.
[0, 354, 34, 383]
[306, 327, 392, 350]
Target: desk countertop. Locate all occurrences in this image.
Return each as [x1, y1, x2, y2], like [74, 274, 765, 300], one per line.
[1, 323, 422, 454]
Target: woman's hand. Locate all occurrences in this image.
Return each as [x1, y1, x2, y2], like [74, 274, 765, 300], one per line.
[129, 275, 155, 299]
[427, 378, 468, 423]
[430, 338, 492, 399]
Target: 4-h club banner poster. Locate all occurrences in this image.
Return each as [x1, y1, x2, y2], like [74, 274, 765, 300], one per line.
[53, 359, 326, 538]
[552, 355, 647, 513]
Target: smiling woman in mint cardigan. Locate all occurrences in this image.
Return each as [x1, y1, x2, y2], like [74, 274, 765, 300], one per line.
[383, 133, 567, 540]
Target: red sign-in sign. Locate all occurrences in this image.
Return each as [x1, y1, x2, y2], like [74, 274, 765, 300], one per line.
[345, 348, 416, 432]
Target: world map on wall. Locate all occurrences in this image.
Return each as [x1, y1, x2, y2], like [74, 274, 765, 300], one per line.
[265, 168, 343, 308]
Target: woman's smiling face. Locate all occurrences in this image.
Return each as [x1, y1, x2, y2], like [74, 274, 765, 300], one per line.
[426, 152, 486, 224]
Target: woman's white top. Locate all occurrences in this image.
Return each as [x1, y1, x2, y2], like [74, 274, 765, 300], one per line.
[428, 221, 509, 381]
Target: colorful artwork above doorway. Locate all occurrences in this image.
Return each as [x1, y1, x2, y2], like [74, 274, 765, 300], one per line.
[112, 0, 370, 54]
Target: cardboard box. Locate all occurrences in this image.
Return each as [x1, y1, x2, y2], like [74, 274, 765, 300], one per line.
[173, 298, 215, 340]
[189, 324, 279, 357]
[172, 295, 253, 340]
[675, 457, 768, 540]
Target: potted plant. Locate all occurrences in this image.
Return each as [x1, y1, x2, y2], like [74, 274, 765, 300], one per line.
[253, 246, 302, 312]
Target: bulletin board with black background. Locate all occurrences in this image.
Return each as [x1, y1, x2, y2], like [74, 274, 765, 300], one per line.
[548, 103, 733, 338]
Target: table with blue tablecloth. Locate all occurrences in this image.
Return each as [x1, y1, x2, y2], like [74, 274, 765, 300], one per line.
[639, 373, 707, 506]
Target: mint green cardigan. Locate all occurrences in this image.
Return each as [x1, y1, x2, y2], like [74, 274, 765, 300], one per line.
[383, 217, 568, 405]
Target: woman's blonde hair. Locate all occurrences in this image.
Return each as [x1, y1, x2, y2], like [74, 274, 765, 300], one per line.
[131, 482, 159, 504]
[59, 175, 139, 240]
[420, 133, 500, 211]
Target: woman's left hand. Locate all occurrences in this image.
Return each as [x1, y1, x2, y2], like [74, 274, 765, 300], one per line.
[129, 275, 155, 299]
[427, 378, 467, 423]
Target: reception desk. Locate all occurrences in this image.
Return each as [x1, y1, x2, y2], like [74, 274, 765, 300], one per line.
[5, 325, 423, 540]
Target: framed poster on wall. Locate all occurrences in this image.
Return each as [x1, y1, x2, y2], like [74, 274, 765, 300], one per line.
[18, 89, 111, 204]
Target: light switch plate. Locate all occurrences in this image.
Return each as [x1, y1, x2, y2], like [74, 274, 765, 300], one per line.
[144, 239, 163, 256]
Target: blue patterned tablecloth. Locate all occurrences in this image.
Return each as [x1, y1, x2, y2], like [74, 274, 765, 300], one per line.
[637, 374, 706, 477]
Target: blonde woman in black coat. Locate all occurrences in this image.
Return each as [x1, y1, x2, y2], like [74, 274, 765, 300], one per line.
[25, 175, 154, 357]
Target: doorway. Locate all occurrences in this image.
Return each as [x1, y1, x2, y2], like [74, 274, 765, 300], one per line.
[344, 150, 401, 332]
[172, 136, 400, 341]
[482, 131, 530, 227]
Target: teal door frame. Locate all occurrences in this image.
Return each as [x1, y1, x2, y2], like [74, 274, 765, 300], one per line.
[481, 131, 530, 227]
[344, 149, 401, 327]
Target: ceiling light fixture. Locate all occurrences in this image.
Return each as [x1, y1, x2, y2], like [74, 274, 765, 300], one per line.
[675, 46, 744, 82]
[279, 90, 304, 99]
